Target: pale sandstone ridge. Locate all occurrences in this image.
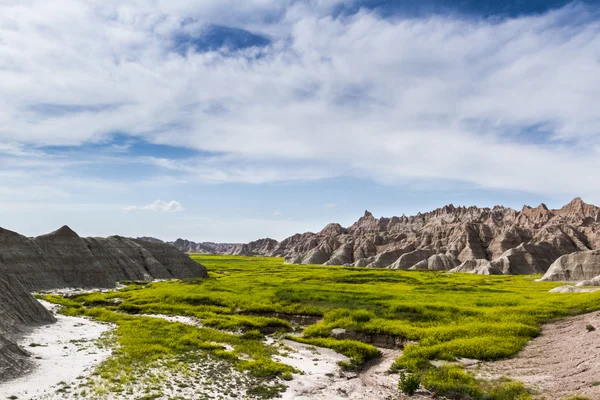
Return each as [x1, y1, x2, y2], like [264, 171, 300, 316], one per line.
[256, 198, 600, 276]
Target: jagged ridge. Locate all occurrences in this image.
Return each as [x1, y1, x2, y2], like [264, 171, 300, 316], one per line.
[262, 198, 600, 276]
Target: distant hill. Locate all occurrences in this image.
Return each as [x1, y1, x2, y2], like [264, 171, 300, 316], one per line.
[136, 237, 278, 257]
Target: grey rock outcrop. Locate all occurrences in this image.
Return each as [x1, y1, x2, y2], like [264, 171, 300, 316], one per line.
[366, 246, 415, 268]
[390, 249, 439, 270]
[156, 237, 280, 256]
[227, 238, 279, 256]
[0, 263, 55, 380]
[167, 238, 240, 254]
[0, 226, 208, 291]
[539, 250, 600, 282]
[450, 259, 502, 275]
[410, 254, 459, 271]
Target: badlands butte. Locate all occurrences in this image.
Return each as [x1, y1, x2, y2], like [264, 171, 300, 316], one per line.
[163, 197, 600, 284]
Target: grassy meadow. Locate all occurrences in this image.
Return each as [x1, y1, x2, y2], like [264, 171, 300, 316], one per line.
[42, 255, 600, 399]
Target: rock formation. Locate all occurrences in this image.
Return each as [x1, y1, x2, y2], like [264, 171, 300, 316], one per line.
[143, 197, 600, 278]
[168, 239, 241, 254]
[259, 198, 600, 276]
[227, 238, 279, 256]
[138, 237, 279, 257]
[1, 226, 209, 291]
[0, 264, 55, 380]
[539, 250, 600, 282]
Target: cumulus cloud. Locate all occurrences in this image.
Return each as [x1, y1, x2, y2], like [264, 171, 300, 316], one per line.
[124, 200, 184, 212]
[1, 2, 600, 199]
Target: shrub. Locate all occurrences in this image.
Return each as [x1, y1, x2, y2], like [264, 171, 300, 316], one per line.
[399, 371, 421, 396]
[586, 324, 595, 332]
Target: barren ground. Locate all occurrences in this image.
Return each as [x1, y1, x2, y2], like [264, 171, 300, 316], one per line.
[477, 311, 600, 399]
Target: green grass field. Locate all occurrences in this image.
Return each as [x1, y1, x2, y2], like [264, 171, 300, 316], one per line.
[43, 255, 600, 399]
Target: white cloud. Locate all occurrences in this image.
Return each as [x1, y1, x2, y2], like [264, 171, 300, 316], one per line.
[1, 2, 600, 200]
[272, 210, 283, 216]
[324, 203, 337, 209]
[124, 200, 184, 212]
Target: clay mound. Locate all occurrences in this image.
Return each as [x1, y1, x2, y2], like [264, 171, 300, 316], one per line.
[0, 263, 55, 381]
[450, 259, 503, 275]
[0, 226, 209, 291]
[133, 238, 209, 278]
[390, 249, 438, 270]
[410, 254, 459, 271]
[539, 250, 600, 282]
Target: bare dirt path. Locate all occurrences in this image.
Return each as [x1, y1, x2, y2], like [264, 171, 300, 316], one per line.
[277, 340, 403, 400]
[477, 311, 600, 399]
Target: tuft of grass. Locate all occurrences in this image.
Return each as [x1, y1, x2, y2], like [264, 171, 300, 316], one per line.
[287, 336, 380, 369]
[420, 366, 531, 399]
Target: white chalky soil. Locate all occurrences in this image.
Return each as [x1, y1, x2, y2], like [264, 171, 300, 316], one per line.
[0, 301, 112, 400]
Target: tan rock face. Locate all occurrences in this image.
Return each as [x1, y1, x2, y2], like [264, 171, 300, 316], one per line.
[256, 198, 600, 275]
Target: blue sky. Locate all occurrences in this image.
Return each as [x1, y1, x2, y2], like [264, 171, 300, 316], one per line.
[1, 0, 600, 242]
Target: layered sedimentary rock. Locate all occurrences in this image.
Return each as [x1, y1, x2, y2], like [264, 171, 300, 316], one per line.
[168, 239, 240, 254]
[0, 263, 55, 380]
[262, 198, 600, 276]
[227, 238, 279, 256]
[539, 250, 600, 282]
[141, 237, 279, 257]
[410, 254, 459, 271]
[450, 259, 502, 275]
[1, 226, 208, 291]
